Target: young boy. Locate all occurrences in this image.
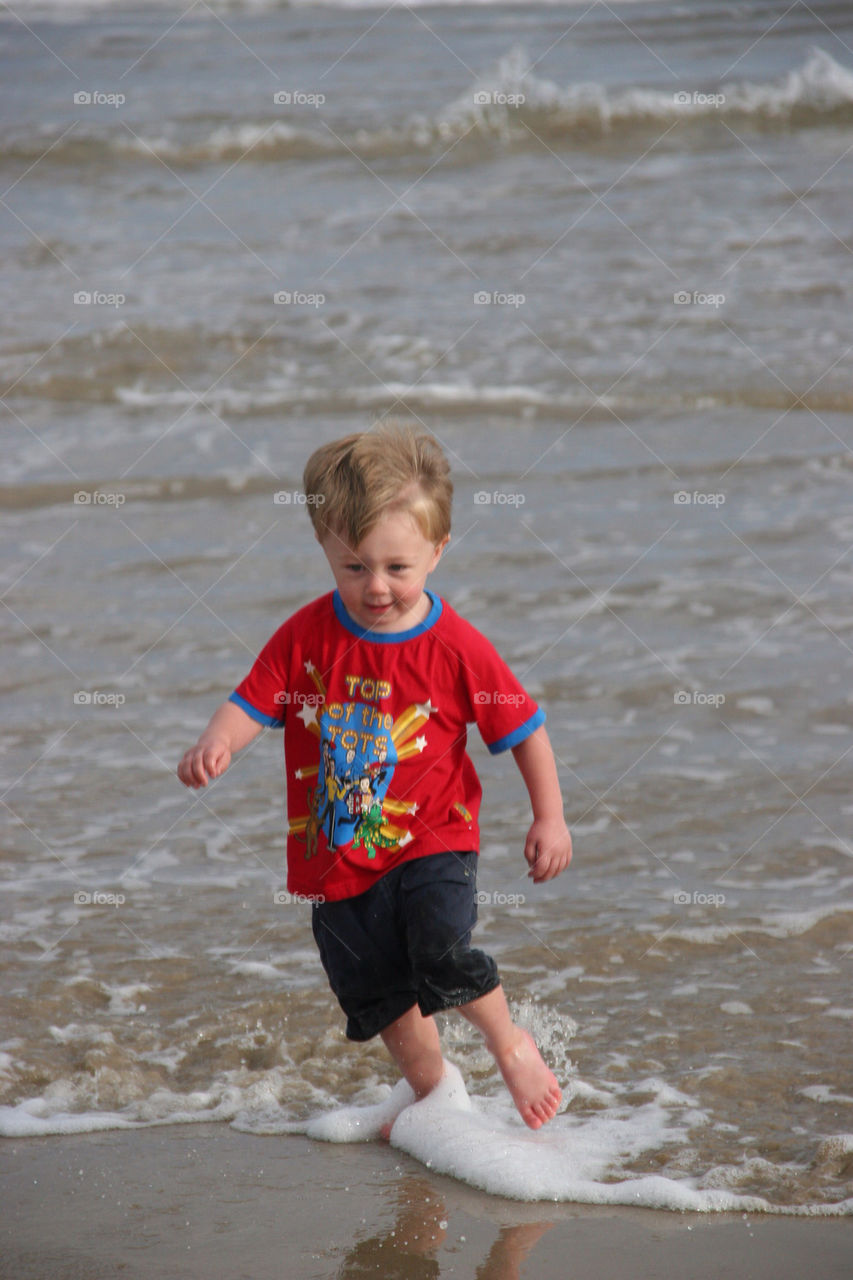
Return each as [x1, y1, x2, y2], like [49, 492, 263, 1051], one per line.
[177, 426, 572, 1130]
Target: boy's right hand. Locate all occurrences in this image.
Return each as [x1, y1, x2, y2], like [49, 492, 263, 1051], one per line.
[177, 738, 232, 788]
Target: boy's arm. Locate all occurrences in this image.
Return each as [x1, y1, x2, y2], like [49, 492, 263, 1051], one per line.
[511, 725, 572, 883]
[177, 699, 264, 789]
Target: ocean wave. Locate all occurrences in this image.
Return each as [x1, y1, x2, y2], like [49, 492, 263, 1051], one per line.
[7, 323, 853, 419]
[14, 367, 853, 418]
[3, 1057, 852, 1213]
[4, 47, 852, 170]
[654, 901, 853, 948]
[3, 0, 642, 15]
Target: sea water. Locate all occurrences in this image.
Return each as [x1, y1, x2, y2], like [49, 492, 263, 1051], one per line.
[2, 0, 853, 1215]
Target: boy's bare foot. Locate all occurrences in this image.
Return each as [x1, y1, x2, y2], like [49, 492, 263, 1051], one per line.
[379, 1061, 448, 1141]
[493, 1029, 562, 1129]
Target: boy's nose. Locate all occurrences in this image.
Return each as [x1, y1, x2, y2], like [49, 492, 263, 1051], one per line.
[365, 572, 388, 595]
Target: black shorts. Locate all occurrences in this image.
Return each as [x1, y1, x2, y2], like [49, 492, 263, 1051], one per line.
[311, 850, 500, 1041]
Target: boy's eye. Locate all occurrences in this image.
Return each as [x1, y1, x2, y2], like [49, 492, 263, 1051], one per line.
[345, 563, 408, 573]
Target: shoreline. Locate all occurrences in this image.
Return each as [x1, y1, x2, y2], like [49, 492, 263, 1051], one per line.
[2, 1123, 852, 1280]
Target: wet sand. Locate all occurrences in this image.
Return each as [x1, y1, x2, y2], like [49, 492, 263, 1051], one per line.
[2, 1125, 851, 1280]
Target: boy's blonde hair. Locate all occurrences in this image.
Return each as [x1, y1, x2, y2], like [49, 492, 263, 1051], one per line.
[303, 422, 452, 548]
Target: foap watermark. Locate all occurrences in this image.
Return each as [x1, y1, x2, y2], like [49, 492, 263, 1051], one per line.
[673, 90, 726, 108]
[73, 690, 126, 707]
[273, 90, 325, 108]
[674, 690, 725, 708]
[73, 290, 125, 308]
[673, 490, 725, 507]
[475, 890, 526, 907]
[273, 889, 326, 905]
[74, 889, 126, 907]
[273, 490, 325, 506]
[73, 489, 126, 507]
[673, 889, 725, 908]
[273, 291, 325, 307]
[474, 290, 525, 308]
[473, 90, 525, 107]
[73, 90, 126, 108]
[673, 290, 725, 308]
[274, 690, 324, 707]
[473, 490, 526, 507]
[473, 690, 527, 707]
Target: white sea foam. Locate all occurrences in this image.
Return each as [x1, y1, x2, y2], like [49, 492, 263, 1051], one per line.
[374, 1063, 795, 1211]
[105, 983, 152, 1015]
[2, 0, 652, 17]
[236, 1063, 853, 1215]
[305, 1077, 417, 1142]
[660, 901, 853, 946]
[799, 1086, 853, 1106]
[114, 378, 563, 417]
[3, 1058, 852, 1215]
[229, 960, 286, 980]
[0, 1099, 141, 1137]
[736, 696, 776, 716]
[12, 46, 853, 178]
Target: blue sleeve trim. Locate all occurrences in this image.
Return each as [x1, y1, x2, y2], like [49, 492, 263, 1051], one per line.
[228, 691, 285, 729]
[487, 707, 545, 755]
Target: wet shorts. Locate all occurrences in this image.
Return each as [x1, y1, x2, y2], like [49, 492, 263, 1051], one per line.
[311, 850, 500, 1041]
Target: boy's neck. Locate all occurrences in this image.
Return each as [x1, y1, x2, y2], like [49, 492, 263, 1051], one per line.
[407, 589, 433, 628]
[337, 588, 437, 635]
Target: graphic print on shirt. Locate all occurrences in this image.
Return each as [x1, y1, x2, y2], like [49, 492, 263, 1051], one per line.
[289, 659, 438, 862]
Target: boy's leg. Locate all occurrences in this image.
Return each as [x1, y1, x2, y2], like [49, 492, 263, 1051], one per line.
[457, 984, 562, 1130]
[398, 852, 562, 1129]
[379, 1003, 445, 1100]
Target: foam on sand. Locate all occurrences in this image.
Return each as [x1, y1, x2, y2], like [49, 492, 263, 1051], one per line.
[387, 1063, 747, 1210]
[3, 1061, 852, 1215]
[292, 1061, 853, 1215]
[305, 1077, 417, 1143]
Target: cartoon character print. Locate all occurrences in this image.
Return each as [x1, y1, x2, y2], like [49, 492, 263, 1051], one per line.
[288, 660, 436, 862]
[317, 703, 397, 855]
[350, 772, 397, 859]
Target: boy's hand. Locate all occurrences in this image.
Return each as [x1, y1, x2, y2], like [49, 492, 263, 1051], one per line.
[523, 818, 572, 883]
[177, 737, 232, 789]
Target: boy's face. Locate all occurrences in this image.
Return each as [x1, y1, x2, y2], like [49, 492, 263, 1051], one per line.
[320, 508, 449, 633]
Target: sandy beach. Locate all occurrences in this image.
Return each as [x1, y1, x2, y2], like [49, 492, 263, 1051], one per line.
[3, 1125, 852, 1280]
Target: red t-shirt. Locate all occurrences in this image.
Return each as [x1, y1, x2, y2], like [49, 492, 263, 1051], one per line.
[230, 590, 545, 902]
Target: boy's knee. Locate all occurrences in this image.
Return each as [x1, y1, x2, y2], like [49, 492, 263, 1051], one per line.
[412, 941, 498, 1008]
[412, 939, 466, 976]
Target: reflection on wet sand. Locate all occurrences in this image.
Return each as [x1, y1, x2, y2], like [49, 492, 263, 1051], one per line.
[336, 1175, 553, 1279]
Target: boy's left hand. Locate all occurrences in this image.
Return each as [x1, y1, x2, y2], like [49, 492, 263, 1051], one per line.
[523, 818, 572, 883]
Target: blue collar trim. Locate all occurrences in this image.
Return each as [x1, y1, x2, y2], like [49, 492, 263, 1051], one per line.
[332, 589, 442, 643]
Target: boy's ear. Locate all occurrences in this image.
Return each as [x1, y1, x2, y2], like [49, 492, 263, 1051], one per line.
[431, 534, 450, 568]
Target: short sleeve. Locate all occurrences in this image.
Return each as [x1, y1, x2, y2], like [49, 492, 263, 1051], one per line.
[455, 622, 545, 754]
[229, 621, 292, 729]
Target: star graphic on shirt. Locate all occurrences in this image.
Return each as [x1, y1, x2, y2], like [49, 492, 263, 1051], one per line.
[414, 734, 427, 753]
[415, 701, 437, 719]
[297, 702, 319, 730]
[305, 660, 316, 676]
[398, 830, 414, 847]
